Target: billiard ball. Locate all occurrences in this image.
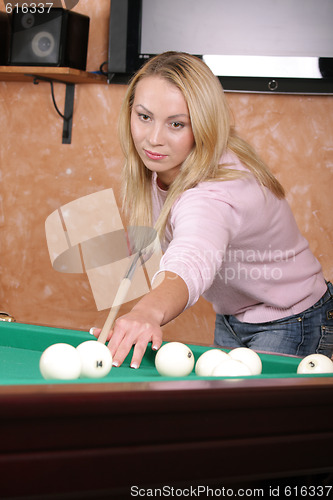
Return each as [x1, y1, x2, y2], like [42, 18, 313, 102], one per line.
[155, 342, 194, 377]
[297, 353, 333, 374]
[76, 340, 113, 378]
[212, 358, 252, 377]
[195, 349, 230, 376]
[39, 343, 81, 380]
[228, 347, 262, 375]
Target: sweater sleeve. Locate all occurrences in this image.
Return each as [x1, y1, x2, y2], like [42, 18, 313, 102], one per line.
[153, 185, 241, 309]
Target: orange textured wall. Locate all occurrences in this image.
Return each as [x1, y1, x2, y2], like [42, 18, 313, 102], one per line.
[1, 0, 332, 345]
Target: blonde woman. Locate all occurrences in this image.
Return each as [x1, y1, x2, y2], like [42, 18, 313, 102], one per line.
[94, 52, 332, 368]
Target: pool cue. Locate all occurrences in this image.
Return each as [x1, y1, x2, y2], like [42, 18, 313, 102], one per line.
[97, 252, 141, 345]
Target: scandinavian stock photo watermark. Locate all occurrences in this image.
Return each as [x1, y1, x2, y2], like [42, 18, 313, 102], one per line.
[163, 244, 296, 285]
[219, 245, 296, 283]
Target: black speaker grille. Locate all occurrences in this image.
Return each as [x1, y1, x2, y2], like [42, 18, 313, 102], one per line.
[9, 8, 89, 70]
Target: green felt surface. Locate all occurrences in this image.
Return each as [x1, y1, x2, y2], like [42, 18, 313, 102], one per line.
[0, 321, 328, 386]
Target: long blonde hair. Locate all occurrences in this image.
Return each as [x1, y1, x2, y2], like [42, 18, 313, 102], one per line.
[118, 52, 285, 239]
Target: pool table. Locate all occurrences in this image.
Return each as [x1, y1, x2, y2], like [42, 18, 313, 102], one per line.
[0, 321, 332, 499]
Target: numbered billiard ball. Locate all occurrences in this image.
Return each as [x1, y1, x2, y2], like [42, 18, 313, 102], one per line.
[155, 342, 194, 377]
[297, 353, 333, 374]
[228, 347, 262, 375]
[76, 340, 113, 378]
[39, 343, 81, 380]
[195, 349, 229, 376]
[212, 358, 252, 377]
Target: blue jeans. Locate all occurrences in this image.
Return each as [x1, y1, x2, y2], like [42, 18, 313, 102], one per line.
[214, 282, 333, 358]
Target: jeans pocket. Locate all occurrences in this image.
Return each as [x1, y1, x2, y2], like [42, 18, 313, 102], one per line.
[317, 326, 333, 357]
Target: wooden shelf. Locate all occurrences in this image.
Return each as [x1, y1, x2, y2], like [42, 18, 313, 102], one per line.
[0, 67, 107, 144]
[0, 66, 106, 84]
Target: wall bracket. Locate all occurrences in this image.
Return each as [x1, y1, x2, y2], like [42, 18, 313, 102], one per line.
[27, 74, 75, 144]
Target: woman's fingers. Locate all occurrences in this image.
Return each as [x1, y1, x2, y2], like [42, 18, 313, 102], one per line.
[89, 312, 164, 369]
[129, 330, 163, 369]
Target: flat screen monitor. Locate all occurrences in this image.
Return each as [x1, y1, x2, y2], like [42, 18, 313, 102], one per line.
[107, 0, 333, 94]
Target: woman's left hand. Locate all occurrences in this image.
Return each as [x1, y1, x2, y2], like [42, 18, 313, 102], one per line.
[91, 271, 189, 368]
[95, 308, 163, 368]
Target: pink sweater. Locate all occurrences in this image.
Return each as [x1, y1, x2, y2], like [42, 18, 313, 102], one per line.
[151, 152, 326, 323]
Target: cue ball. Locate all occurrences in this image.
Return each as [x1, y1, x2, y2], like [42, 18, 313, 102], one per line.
[39, 343, 81, 380]
[212, 358, 252, 377]
[195, 349, 230, 376]
[297, 353, 333, 374]
[76, 340, 113, 378]
[228, 347, 262, 375]
[155, 342, 194, 377]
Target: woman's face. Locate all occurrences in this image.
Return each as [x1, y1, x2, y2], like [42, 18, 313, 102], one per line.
[130, 76, 195, 188]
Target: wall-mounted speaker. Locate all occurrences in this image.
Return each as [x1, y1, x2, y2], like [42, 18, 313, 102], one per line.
[0, 12, 10, 65]
[319, 58, 333, 79]
[9, 8, 89, 70]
